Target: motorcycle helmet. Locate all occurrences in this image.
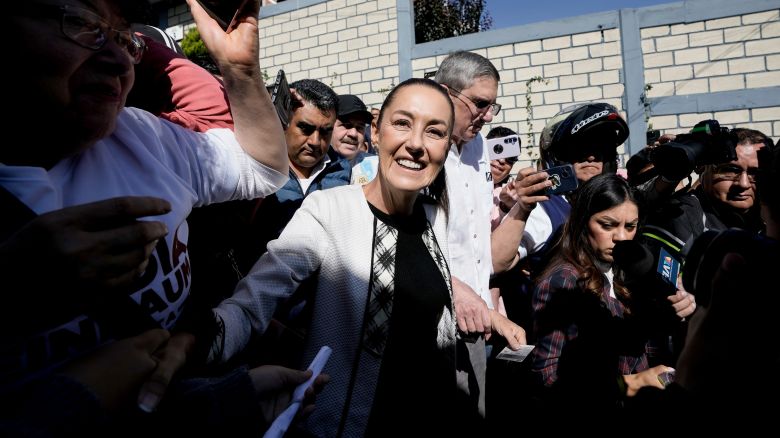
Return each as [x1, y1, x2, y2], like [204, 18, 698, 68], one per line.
[539, 102, 629, 173]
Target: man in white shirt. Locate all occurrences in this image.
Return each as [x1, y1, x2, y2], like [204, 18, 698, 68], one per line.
[435, 51, 528, 419]
[436, 51, 501, 333]
[436, 51, 533, 333]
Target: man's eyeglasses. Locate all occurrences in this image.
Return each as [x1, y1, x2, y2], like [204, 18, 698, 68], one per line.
[448, 87, 501, 116]
[713, 164, 757, 183]
[17, 4, 145, 64]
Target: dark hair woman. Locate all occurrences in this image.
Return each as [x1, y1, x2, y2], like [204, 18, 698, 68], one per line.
[207, 78, 493, 436]
[530, 174, 675, 410]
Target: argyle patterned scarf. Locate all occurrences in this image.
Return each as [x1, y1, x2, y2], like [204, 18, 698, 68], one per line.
[362, 216, 456, 357]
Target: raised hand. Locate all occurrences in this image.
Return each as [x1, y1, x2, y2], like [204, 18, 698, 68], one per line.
[511, 167, 552, 217]
[498, 179, 518, 209]
[491, 167, 552, 273]
[186, 0, 260, 71]
[186, 0, 289, 174]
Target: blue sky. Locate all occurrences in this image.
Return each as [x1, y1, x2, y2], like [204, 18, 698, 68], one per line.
[486, 0, 676, 29]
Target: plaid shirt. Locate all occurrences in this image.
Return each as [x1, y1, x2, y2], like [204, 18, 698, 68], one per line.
[531, 263, 649, 393]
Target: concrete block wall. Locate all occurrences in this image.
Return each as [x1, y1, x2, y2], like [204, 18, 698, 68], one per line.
[413, 28, 625, 164]
[164, 0, 779, 167]
[411, 7, 779, 167]
[647, 106, 780, 136]
[164, 3, 192, 40]
[642, 9, 780, 135]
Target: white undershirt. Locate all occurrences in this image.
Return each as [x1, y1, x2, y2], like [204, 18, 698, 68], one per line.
[604, 268, 616, 298]
[297, 156, 331, 193]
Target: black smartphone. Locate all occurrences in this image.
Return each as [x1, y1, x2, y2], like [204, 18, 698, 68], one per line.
[271, 70, 292, 129]
[195, 0, 252, 31]
[540, 164, 578, 196]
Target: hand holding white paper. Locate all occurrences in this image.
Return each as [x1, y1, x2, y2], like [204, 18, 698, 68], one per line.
[263, 346, 332, 438]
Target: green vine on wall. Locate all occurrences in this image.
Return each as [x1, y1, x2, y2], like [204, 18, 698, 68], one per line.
[641, 83, 653, 129]
[376, 81, 395, 98]
[325, 71, 346, 88]
[525, 76, 549, 162]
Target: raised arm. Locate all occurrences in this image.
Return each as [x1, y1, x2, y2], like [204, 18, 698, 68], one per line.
[491, 168, 551, 273]
[187, 0, 288, 174]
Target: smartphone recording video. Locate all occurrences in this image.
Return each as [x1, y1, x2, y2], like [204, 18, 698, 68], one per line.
[539, 164, 578, 196]
[195, 0, 252, 32]
[487, 134, 521, 161]
[271, 70, 293, 129]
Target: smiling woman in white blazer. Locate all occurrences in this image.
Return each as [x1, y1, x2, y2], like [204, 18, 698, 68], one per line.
[208, 78, 497, 437]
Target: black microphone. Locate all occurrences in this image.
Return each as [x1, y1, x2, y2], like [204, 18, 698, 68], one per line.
[612, 240, 678, 297]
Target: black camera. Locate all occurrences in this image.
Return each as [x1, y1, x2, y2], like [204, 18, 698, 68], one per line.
[646, 129, 661, 145]
[682, 229, 779, 307]
[650, 120, 737, 180]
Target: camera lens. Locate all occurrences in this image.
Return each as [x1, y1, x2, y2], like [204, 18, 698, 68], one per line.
[681, 230, 717, 304]
[682, 229, 779, 306]
[494, 144, 503, 154]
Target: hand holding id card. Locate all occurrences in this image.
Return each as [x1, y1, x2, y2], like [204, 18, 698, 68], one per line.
[496, 345, 535, 362]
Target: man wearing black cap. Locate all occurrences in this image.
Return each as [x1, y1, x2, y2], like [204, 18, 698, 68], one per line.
[331, 94, 373, 160]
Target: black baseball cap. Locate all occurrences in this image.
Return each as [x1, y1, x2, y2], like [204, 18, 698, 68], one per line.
[337, 95, 373, 124]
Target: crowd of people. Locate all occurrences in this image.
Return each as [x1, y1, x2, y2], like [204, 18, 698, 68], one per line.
[1, 0, 777, 436]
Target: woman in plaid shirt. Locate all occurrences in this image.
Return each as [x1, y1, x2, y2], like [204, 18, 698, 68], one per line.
[529, 174, 678, 410]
